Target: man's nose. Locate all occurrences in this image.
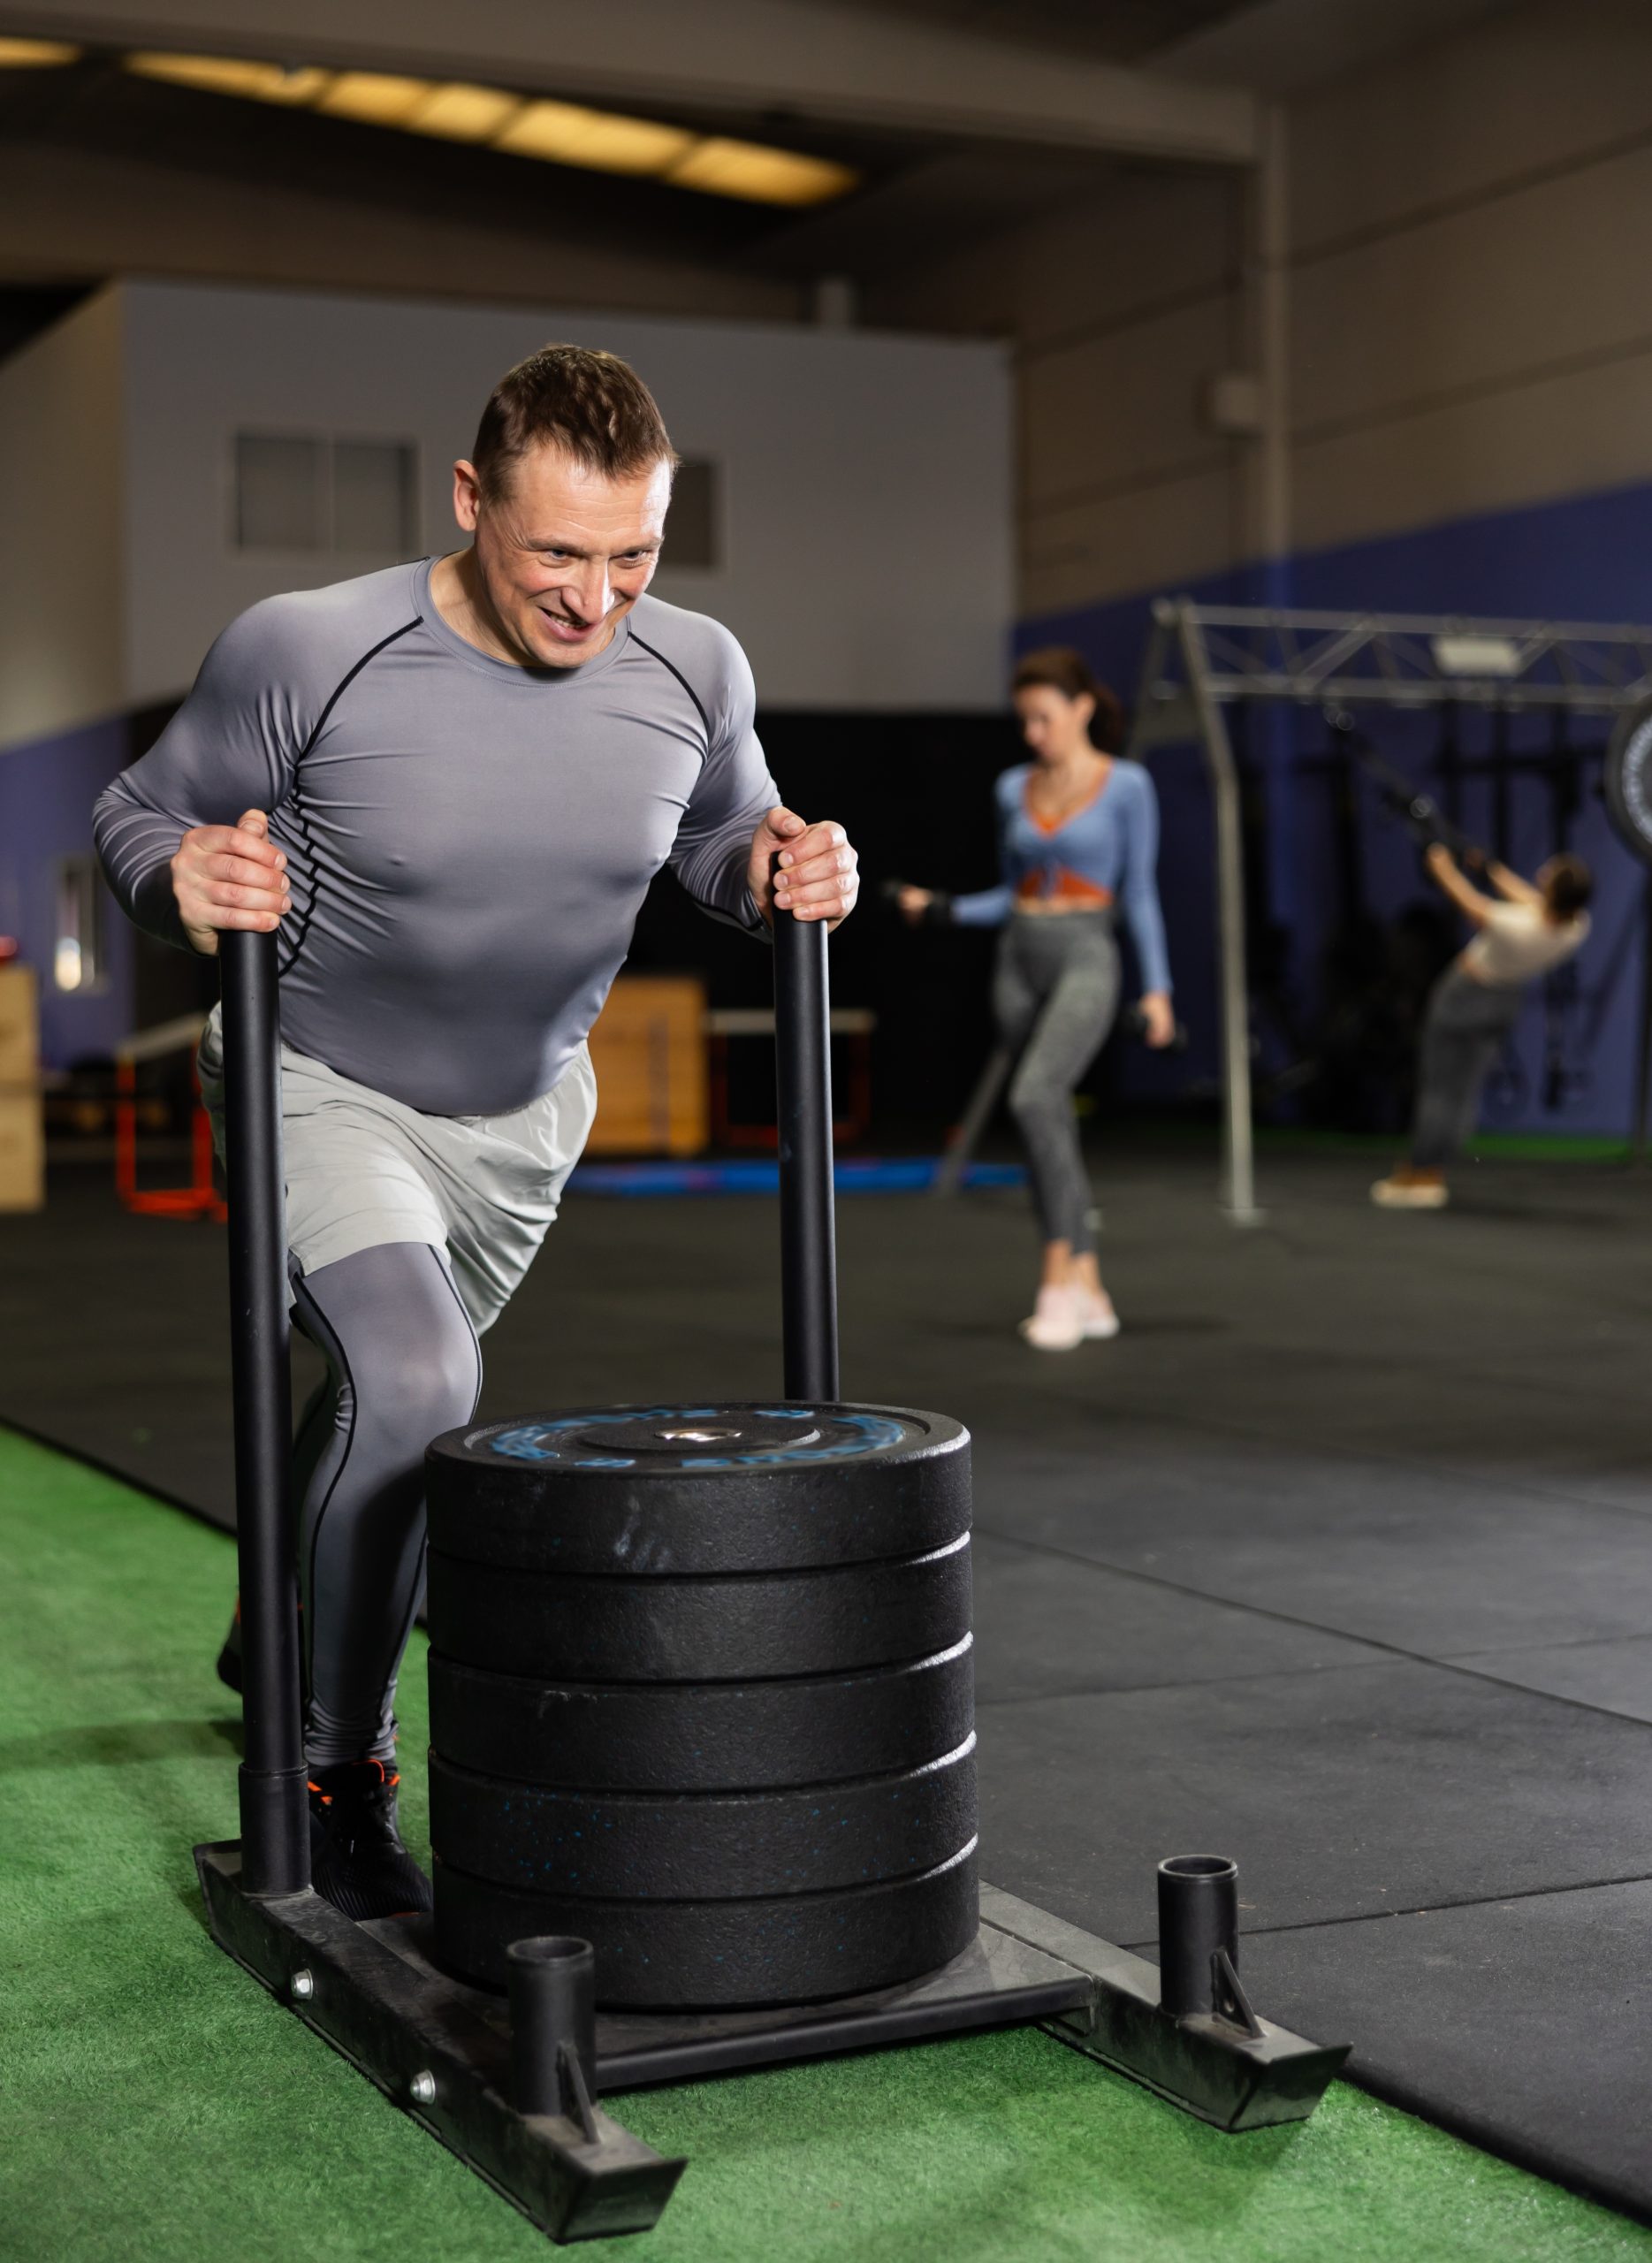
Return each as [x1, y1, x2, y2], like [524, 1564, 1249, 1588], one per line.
[564, 568, 612, 622]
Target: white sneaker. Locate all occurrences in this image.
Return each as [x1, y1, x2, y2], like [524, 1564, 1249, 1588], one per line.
[1370, 1174, 1449, 1209]
[1075, 1294, 1121, 1340]
[1018, 1285, 1086, 1352]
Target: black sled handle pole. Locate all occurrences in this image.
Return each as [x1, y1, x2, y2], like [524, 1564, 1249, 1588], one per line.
[220, 927, 309, 1896]
[772, 895, 840, 1403]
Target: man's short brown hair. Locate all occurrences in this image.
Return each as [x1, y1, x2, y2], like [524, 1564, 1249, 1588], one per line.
[471, 344, 676, 502]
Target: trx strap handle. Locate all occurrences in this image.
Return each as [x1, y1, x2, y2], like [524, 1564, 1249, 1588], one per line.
[772, 887, 841, 1404]
[1327, 706, 1490, 867]
[221, 928, 309, 1896]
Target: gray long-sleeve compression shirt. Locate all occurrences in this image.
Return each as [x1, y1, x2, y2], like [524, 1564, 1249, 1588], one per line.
[95, 559, 778, 1116]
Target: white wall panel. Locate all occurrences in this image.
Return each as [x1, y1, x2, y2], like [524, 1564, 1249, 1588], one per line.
[117, 282, 1012, 712]
[0, 294, 124, 752]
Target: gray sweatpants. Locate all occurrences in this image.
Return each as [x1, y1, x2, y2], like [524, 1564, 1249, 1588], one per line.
[993, 911, 1121, 1255]
[1409, 962, 1522, 1169]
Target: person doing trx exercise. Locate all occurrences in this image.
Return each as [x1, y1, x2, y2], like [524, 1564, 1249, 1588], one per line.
[95, 345, 860, 1919]
[900, 650, 1174, 1351]
[1371, 843, 1592, 1210]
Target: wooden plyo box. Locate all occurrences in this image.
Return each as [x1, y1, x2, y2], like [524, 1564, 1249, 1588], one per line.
[0, 1088, 44, 1212]
[0, 965, 44, 1209]
[584, 977, 708, 1156]
[0, 964, 40, 1087]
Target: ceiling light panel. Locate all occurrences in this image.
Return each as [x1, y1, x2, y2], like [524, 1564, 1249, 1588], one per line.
[495, 98, 696, 177]
[666, 138, 860, 206]
[0, 37, 79, 65]
[127, 52, 331, 105]
[316, 72, 432, 128]
[405, 82, 524, 143]
[119, 50, 860, 208]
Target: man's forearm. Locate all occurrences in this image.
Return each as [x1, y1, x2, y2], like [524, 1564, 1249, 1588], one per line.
[93, 781, 190, 949]
[689, 838, 767, 934]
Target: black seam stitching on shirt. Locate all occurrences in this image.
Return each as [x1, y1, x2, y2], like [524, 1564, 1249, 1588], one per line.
[278, 616, 420, 978]
[628, 629, 713, 747]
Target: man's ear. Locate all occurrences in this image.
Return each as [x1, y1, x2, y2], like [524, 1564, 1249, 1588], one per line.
[452, 459, 483, 534]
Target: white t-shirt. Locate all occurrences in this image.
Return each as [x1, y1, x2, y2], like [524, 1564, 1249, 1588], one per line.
[1462, 901, 1589, 987]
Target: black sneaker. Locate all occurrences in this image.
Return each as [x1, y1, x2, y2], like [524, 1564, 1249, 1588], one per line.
[307, 1759, 433, 1922]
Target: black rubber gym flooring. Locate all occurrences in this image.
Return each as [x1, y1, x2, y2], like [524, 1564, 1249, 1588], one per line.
[5, 1143, 1651, 2219]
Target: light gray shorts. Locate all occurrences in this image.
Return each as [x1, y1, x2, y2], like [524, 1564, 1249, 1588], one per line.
[198, 1006, 598, 1336]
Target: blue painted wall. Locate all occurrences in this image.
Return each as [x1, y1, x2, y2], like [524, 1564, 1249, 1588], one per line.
[0, 714, 136, 1071]
[1018, 479, 1652, 1138]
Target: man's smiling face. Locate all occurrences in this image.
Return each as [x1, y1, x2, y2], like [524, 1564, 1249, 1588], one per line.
[455, 442, 673, 669]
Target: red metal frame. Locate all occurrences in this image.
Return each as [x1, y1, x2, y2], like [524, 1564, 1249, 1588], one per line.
[115, 1054, 227, 1221]
[708, 1027, 873, 1151]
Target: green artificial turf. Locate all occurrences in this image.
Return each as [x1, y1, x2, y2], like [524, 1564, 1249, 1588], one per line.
[3, 1424, 1648, 2263]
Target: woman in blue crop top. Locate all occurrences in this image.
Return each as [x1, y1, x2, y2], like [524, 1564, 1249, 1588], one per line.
[901, 648, 1174, 1351]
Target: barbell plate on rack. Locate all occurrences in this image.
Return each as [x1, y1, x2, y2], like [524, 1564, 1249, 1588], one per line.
[429, 1739, 976, 1900]
[426, 1535, 972, 1682]
[432, 1840, 981, 2007]
[425, 1403, 971, 1576]
[427, 1637, 975, 1791]
[1606, 696, 1652, 869]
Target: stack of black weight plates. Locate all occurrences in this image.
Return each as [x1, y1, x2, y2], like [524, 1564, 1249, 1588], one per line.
[423, 1402, 978, 2008]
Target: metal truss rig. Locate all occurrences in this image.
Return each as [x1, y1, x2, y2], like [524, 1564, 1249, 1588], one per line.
[1126, 600, 1652, 1224]
[1137, 602, 1652, 722]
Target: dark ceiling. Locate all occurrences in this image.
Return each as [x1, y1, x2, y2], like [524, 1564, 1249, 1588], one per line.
[0, 14, 1257, 359]
[0, 42, 1144, 286]
[843, 0, 1252, 65]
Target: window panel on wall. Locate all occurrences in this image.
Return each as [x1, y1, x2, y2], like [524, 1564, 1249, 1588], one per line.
[234, 433, 324, 549]
[333, 438, 417, 552]
[233, 432, 417, 554]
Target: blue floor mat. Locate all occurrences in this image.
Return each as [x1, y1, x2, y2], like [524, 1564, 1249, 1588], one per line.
[568, 1157, 1025, 1196]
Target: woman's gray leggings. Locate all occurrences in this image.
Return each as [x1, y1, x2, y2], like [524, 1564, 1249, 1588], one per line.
[292, 1241, 483, 1768]
[993, 912, 1121, 1254]
[1409, 963, 1522, 1169]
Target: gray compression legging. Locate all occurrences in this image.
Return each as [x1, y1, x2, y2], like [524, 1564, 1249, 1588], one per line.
[1409, 963, 1523, 1169]
[291, 1241, 482, 1768]
[993, 911, 1121, 1255]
